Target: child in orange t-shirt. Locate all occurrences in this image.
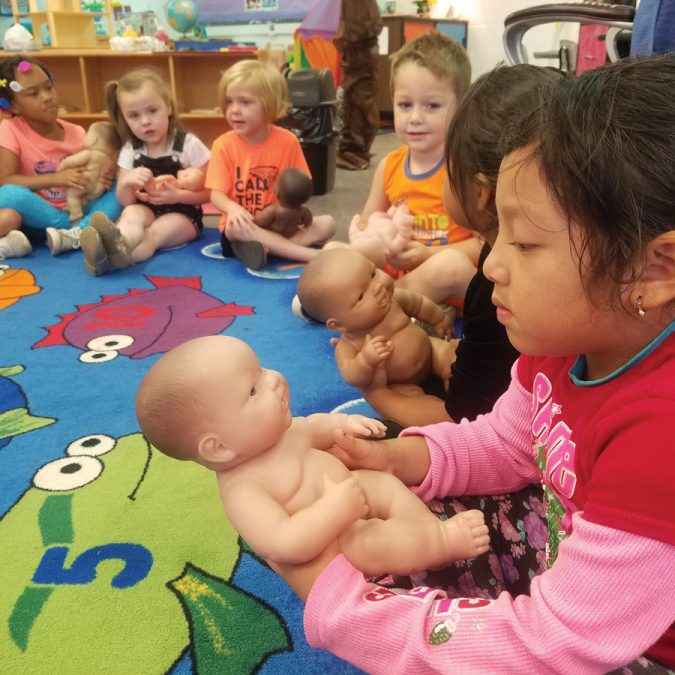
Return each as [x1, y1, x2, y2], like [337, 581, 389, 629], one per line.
[206, 60, 336, 270]
[348, 33, 480, 306]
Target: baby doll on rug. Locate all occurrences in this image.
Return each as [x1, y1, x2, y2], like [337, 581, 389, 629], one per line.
[136, 336, 489, 576]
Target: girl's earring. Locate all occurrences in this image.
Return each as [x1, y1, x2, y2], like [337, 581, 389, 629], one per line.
[634, 294, 646, 318]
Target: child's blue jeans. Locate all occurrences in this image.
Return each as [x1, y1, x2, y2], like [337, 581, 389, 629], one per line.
[0, 184, 122, 242]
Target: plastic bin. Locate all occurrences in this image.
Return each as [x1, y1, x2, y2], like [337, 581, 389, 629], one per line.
[277, 68, 339, 196]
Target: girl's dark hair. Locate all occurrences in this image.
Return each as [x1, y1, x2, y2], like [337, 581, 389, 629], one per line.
[526, 54, 675, 297]
[0, 55, 52, 109]
[445, 63, 565, 229]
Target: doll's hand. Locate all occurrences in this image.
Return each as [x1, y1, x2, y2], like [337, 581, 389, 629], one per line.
[387, 240, 430, 271]
[55, 167, 86, 190]
[125, 167, 154, 190]
[329, 429, 392, 473]
[361, 335, 394, 368]
[321, 474, 368, 523]
[342, 415, 386, 439]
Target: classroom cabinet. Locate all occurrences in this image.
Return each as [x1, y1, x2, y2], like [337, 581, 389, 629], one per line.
[32, 49, 254, 147]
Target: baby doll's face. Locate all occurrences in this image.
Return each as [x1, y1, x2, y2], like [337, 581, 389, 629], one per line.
[321, 251, 395, 333]
[206, 339, 292, 463]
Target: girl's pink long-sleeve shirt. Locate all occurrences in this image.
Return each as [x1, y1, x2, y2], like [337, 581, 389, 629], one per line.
[305, 358, 675, 673]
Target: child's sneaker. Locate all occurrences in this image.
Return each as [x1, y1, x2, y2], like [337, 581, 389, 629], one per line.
[231, 240, 267, 270]
[46, 226, 81, 256]
[291, 294, 320, 323]
[80, 227, 111, 276]
[89, 212, 132, 269]
[0, 231, 32, 260]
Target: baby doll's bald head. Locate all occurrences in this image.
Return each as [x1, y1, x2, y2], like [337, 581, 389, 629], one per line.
[276, 167, 313, 208]
[297, 248, 368, 324]
[136, 336, 233, 462]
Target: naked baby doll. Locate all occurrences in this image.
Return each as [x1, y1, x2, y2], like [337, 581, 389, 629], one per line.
[137, 167, 205, 200]
[136, 335, 489, 577]
[348, 202, 414, 269]
[297, 248, 457, 389]
[253, 167, 313, 238]
[59, 121, 121, 221]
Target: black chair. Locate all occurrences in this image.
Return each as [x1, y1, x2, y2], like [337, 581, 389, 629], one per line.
[503, 2, 636, 69]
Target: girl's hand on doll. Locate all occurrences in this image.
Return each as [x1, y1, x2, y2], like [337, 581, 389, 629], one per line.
[56, 167, 86, 189]
[321, 475, 368, 523]
[388, 241, 430, 271]
[101, 168, 115, 192]
[343, 415, 387, 438]
[141, 183, 181, 205]
[433, 313, 453, 340]
[329, 429, 393, 473]
[124, 167, 154, 190]
[362, 335, 394, 367]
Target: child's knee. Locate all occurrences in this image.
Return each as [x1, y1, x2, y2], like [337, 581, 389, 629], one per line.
[313, 214, 337, 238]
[0, 209, 22, 236]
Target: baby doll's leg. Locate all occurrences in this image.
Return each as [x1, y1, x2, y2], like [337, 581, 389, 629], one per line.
[396, 248, 476, 304]
[338, 470, 490, 578]
[66, 192, 84, 222]
[429, 337, 458, 385]
[132, 213, 197, 263]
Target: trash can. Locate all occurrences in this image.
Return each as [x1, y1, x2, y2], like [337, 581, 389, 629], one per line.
[277, 68, 339, 196]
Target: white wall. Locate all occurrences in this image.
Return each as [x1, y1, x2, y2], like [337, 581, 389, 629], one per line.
[397, 0, 579, 79]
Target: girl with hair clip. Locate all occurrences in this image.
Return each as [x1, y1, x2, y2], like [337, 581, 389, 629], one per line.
[206, 59, 336, 270]
[82, 67, 210, 276]
[0, 55, 121, 259]
[277, 54, 675, 674]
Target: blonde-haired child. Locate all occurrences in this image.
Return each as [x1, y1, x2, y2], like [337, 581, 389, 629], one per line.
[206, 59, 336, 270]
[82, 67, 210, 276]
[348, 32, 479, 305]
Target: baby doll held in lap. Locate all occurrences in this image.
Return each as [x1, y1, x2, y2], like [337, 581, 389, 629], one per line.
[59, 121, 121, 222]
[135, 335, 489, 576]
[347, 202, 413, 268]
[297, 248, 456, 389]
[253, 167, 313, 238]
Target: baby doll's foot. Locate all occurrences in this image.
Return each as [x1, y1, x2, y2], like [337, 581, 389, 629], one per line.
[90, 213, 132, 269]
[231, 240, 267, 270]
[439, 509, 490, 563]
[81, 227, 112, 276]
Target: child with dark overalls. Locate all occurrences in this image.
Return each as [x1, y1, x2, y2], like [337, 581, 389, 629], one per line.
[82, 67, 210, 276]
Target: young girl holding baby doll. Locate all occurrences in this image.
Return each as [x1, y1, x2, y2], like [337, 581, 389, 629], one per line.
[82, 68, 210, 276]
[0, 55, 121, 259]
[279, 55, 675, 673]
[206, 60, 336, 270]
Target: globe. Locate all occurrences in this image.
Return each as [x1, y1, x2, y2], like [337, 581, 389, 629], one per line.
[166, 0, 200, 36]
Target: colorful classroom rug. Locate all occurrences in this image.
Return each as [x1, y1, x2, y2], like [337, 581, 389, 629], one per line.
[0, 227, 371, 674]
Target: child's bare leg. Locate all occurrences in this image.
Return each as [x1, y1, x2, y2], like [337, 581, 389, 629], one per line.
[430, 337, 458, 384]
[245, 216, 335, 262]
[396, 248, 476, 304]
[339, 470, 490, 577]
[0, 209, 21, 237]
[131, 213, 197, 263]
[298, 214, 336, 245]
[116, 204, 154, 253]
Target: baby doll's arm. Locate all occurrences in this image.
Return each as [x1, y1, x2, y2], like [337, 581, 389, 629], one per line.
[394, 288, 451, 338]
[299, 205, 313, 228]
[335, 335, 395, 388]
[222, 475, 367, 564]
[298, 413, 386, 450]
[253, 204, 276, 229]
[58, 149, 92, 171]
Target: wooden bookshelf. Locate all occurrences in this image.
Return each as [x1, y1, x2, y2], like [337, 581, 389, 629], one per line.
[29, 49, 256, 147]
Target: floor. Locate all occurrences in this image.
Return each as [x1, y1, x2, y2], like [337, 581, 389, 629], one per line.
[204, 131, 400, 242]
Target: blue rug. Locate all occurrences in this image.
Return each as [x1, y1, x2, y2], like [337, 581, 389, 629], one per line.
[0, 228, 371, 673]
